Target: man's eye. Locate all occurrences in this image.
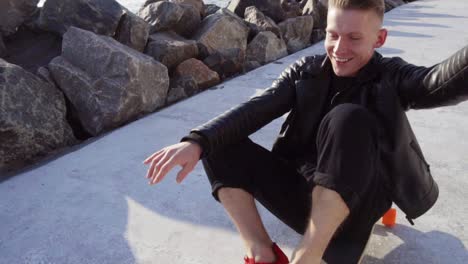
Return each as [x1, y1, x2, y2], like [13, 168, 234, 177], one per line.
[350, 36, 361, 41]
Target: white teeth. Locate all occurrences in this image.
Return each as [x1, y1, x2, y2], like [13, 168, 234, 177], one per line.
[334, 57, 351, 62]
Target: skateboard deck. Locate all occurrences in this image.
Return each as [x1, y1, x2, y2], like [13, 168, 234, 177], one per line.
[321, 224, 375, 264]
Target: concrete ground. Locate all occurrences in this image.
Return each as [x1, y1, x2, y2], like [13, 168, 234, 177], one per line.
[1, 0, 467, 263]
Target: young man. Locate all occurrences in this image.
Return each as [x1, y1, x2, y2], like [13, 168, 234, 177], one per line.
[143, 0, 468, 263]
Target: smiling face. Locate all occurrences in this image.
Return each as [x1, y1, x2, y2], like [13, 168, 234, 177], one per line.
[325, 6, 387, 77]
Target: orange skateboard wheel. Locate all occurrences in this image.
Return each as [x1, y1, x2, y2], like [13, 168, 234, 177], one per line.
[382, 208, 397, 227]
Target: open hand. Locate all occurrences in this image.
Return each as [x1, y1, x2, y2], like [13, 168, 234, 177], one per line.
[143, 141, 202, 185]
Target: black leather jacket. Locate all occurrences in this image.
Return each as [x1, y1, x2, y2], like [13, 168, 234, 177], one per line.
[183, 46, 468, 222]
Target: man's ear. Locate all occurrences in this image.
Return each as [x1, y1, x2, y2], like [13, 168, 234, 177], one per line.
[374, 28, 388, 48]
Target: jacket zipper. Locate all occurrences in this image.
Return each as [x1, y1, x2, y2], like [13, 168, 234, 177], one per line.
[330, 91, 342, 106]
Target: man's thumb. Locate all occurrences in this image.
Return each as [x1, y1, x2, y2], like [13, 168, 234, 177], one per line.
[176, 164, 194, 183]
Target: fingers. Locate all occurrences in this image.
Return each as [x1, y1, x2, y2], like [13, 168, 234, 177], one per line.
[150, 157, 177, 185]
[143, 149, 164, 164]
[176, 162, 195, 184]
[145, 151, 166, 179]
[144, 142, 199, 185]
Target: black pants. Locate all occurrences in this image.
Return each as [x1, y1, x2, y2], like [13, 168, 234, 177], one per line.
[202, 104, 392, 238]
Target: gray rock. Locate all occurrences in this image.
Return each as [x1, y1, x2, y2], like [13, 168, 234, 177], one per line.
[193, 10, 249, 57]
[310, 28, 326, 44]
[138, 1, 185, 33]
[141, 0, 204, 20]
[203, 48, 245, 79]
[166, 75, 199, 104]
[0, 34, 6, 58]
[216, 8, 249, 26]
[173, 4, 201, 38]
[141, 0, 163, 9]
[34, 66, 89, 140]
[244, 6, 281, 39]
[0, 58, 76, 169]
[171, 0, 206, 17]
[114, 8, 150, 52]
[227, 0, 286, 23]
[38, 0, 124, 36]
[278, 15, 314, 53]
[301, 0, 328, 29]
[145, 31, 198, 69]
[243, 60, 261, 72]
[0, 0, 39, 36]
[36, 66, 55, 84]
[246, 31, 288, 65]
[138, 0, 205, 38]
[174, 58, 220, 89]
[205, 4, 221, 17]
[2, 26, 62, 74]
[48, 27, 169, 136]
[282, 0, 303, 19]
[22, 5, 41, 32]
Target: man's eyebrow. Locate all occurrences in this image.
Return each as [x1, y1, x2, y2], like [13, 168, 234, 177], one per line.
[325, 30, 362, 36]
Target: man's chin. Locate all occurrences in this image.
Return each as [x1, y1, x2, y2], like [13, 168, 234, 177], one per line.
[332, 66, 356, 77]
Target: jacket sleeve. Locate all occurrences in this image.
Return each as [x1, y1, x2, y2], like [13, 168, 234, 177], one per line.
[394, 45, 468, 110]
[180, 57, 312, 158]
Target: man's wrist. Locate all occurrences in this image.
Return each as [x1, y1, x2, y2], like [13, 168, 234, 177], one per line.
[180, 132, 209, 159]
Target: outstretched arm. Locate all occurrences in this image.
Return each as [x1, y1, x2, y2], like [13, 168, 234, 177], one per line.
[394, 45, 468, 110]
[143, 55, 320, 184]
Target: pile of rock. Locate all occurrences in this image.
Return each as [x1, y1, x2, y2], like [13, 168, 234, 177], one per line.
[0, 0, 412, 172]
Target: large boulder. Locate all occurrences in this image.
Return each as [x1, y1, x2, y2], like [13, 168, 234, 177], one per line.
[278, 15, 314, 53]
[310, 28, 326, 44]
[141, 0, 205, 17]
[48, 27, 169, 136]
[0, 34, 6, 58]
[0, 59, 76, 170]
[246, 31, 288, 65]
[2, 26, 62, 73]
[193, 9, 249, 57]
[166, 75, 199, 104]
[114, 8, 150, 52]
[173, 4, 202, 38]
[243, 60, 261, 72]
[145, 31, 198, 70]
[204, 4, 221, 18]
[138, 1, 185, 33]
[227, 0, 286, 23]
[38, 0, 124, 36]
[282, 0, 303, 19]
[244, 6, 281, 39]
[203, 48, 245, 79]
[301, 0, 328, 29]
[171, 0, 205, 17]
[174, 58, 220, 89]
[0, 0, 39, 36]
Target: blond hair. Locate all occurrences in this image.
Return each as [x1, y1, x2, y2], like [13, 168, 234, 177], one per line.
[328, 0, 385, 20]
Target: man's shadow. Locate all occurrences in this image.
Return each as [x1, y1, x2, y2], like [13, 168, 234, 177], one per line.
[362, 224, 467, 263]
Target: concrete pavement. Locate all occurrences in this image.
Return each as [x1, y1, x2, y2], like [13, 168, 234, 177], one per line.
[1, 0, 467, 263]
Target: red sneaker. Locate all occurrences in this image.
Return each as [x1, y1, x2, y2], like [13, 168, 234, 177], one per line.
[243, 243, 289, 264]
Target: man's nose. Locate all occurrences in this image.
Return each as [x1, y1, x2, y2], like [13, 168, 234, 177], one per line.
[333, 38, 348, 54]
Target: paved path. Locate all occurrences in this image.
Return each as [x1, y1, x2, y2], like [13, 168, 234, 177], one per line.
[1, 0, 467, 263]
